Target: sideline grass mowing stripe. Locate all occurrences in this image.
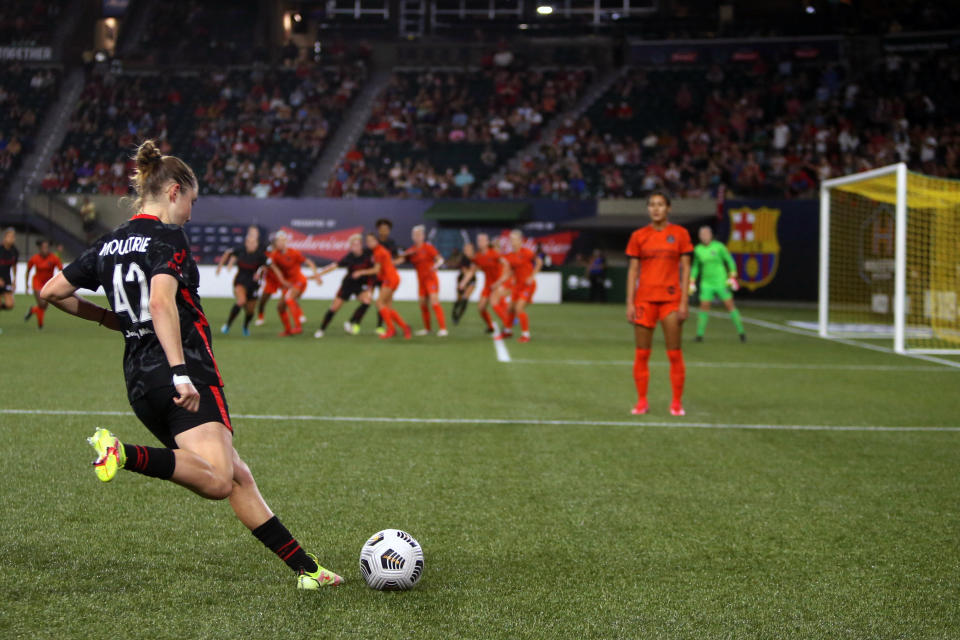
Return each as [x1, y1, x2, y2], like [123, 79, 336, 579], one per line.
[3, 408, 958, 432]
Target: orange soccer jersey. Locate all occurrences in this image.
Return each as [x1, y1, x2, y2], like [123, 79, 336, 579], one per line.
[504, 247, 536, 285]
[473, 248, 503, 283]
[625, 223, 693, 302]
[373, 244, 399, 287]
[270, 248, 306, 281]
[404, 242, 440, 281]
[28, 252, 62, 288]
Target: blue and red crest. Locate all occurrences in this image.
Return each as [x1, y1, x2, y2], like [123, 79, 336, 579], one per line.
[726, 207, 781, 291]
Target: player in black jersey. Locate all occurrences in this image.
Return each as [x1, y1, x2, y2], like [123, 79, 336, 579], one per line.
[373, 218, 399, 336]
[39, 140, 342, 590]
[312, 233, 375, 337]
[451, 242, 477, 325]
[0, 227, 18, 314]
[216, 225, 266, 336]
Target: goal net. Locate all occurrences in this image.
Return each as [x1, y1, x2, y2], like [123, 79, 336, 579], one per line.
[819, 163, 960, 354]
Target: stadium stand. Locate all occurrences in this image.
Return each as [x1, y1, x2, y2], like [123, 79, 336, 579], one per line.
[0, 65, 60, 195]
[40, 61, 366, 197]
[493, 53, 960, 199]
[0, 0, 65, 45]
[326, 67, 591, 198]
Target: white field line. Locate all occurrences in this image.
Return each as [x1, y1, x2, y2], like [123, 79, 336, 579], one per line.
[1, 408, 957, 432]
[717, 313, 960, 371]
[508, 359, 955, 372]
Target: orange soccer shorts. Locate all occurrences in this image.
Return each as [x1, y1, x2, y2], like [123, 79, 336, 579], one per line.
[633, 300, 680, 328]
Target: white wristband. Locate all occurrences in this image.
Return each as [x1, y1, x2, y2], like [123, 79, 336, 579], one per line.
[172, 374, 192, 386]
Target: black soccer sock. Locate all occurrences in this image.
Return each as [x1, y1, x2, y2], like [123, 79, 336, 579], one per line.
[320, 309, 335, 331]
[123, 444, 176, 479]
[251, 516, 318, 573]
[226, 304, 241, 327]
[351, 303, 370, 324]
[243, 311, 253, 329]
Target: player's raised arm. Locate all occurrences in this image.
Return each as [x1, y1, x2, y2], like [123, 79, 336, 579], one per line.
[40, 271, 122, 331]
[215, 248, 235, 275]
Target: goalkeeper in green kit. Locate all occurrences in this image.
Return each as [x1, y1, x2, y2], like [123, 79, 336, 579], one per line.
[689, 226, 746, 342]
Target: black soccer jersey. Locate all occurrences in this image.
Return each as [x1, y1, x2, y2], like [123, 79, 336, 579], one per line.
[338, 249, 375, 287]
[233, 244, 267, 279]
[62, 214, 223, 403]
[0, 243, 18, 286]
[380, 238, 399, 258]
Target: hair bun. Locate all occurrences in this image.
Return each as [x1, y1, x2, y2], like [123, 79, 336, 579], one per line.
[135, 139, 163, 171]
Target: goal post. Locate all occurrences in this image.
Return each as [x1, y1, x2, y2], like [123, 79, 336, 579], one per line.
[819, 163, 960, 355]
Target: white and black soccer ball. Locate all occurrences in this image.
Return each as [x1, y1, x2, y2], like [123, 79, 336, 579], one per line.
[359, 529, 425, 590]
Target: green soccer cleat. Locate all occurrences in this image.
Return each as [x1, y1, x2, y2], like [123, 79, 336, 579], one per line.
[87, 428, 126, 482]
[375, 326, 387, 336]
[297, 553, 344, 589]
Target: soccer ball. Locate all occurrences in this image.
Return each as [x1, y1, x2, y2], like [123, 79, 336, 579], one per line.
[359, 529, 425, 590]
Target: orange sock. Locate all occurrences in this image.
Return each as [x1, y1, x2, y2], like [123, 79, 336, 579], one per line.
[36, 307, 45, 327]
[279, 309, 292, 332]
[666, 349, 685, 405]
[390, 308, 409, 331]
[480, 309, 493, 329]
[432, 303, 446, 330]
[379, 308, 395, 332]
[420, 303, 431, 330]
[288, 298, 303, 327]
[633, 348, 651, 402]
[517, 311, 529, 332]
[494, 301, 510, 325]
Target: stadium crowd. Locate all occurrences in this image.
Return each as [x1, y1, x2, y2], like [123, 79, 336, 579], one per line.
[326, 67, 591, 198]
[490, 53, 960, 199]
[0, 65, 59, 194]
[0, 0, 63, 45]
[40, 60, 365, 197]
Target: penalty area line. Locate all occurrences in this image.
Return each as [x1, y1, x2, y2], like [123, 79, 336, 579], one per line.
[508, 359, 954, 372]
[2, 408, 958, 432]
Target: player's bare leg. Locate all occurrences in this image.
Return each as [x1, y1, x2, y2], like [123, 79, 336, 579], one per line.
[631, 324, 654, 415]
[514, 298, 530, 342]
[477, 295, 496, 333]
[1, 290, 14, 310]
[661, 313, 686, 416]
[429, 291, 447, 336]
[256, 291, 272, 326]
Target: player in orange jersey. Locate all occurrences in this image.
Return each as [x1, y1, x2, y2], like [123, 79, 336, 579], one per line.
[268, 231, 320, 336]
[625, 191, 693, 417]
[398, 225, 447, 337]
[465, 233, 510, 334]
[353, 233, 411, 340]
[496, 230, 542, 343]
[24, 239, 63, 329]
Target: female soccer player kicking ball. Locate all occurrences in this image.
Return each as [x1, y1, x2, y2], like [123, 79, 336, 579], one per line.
[625, 192, 693, 416]
[497, 230, 542, 343]
[354, 233, 411, 340]
[690, 225, 746, 342]
[215, 225, 266, 336]
[398, 225, 447, 337]
[39, 140, 342, 589]
[24, 239, 62, 329]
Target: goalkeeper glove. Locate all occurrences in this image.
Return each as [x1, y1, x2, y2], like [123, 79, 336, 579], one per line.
[727, 274, 740, 291]
[688, 282, 697, 296]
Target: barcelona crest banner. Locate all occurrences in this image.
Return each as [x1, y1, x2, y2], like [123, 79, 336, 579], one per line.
[727, 207, 781, 291]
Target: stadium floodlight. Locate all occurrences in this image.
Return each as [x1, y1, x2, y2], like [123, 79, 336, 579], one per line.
[819, 162, 960, 354]
[536, 5, 554, 15]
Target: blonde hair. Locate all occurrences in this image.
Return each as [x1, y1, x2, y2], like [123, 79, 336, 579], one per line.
[131, 140, 198, 211]
[348, 233, 362, 243]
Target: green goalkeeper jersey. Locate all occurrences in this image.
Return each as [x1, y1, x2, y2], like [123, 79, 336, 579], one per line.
[691, 240, 736, 286]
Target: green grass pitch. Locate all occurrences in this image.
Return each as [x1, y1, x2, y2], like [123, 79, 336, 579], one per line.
[1, 295, 959, 639]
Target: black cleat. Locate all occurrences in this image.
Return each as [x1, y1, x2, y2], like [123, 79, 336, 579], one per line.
[694, 335, 703, 342]
[485, 326, 495, 334]
[739, 333, 747, 343]
[23, 308, 33, 322]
